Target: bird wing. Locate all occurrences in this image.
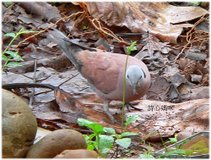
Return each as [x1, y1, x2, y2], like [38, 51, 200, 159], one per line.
[76, 50, 125, 94]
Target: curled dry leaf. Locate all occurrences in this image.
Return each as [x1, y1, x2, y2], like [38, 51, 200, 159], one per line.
[54, 88, 83, 113]
[84, 2, 208, 43]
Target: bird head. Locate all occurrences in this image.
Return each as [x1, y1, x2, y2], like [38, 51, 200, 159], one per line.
[126, 65, 146, 95]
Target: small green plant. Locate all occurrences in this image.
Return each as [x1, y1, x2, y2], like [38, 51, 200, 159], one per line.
[159, 134, 194, 158]
[138, 134, 194, 158]
[139, 144, 155, 159]
[77, 118, 138, 157]
[2, 28, 37, 69]
[124, 114, 140, 129]
[126, 41, 137, 54]
[164, 134, 178, 145]
[158, 134, 194, 158]
[121, 41, 138, 127]
[169, 135, 178, 143]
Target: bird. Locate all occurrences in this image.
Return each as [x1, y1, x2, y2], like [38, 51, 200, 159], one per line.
[48, 29, 151, 123]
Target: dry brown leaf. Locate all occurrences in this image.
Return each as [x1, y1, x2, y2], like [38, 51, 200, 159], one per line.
[140, 34, 171, 56]
[18, 2, 61, 22]
[85, 2, 208, 43]
[147, 77, 170, 101]
[54, 88, 83, 113]
[126, 99, 209, 141]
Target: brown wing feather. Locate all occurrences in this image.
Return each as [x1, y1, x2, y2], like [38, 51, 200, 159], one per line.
[76, 50, 124, 94]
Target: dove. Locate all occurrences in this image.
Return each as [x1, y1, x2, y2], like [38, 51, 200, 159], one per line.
[48, 29, 151, 122]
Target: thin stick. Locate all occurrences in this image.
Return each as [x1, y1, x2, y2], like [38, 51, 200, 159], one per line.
[121, 54, 129, 131]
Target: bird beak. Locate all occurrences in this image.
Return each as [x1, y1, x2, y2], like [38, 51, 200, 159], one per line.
[132, 85, 138, 95]
[128, 79, 138, 95]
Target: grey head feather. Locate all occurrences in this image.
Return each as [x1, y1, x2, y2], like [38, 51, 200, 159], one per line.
[126, 65, 146, 95]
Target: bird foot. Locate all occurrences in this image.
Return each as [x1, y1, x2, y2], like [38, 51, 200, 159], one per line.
[125, 103, 143, 112]
[105, 110, 117, 124]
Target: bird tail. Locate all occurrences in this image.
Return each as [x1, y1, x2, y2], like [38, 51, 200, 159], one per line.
[48, 29, 95, 70]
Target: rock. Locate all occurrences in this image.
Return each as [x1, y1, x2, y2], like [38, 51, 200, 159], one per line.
[26, 129, 86, 158]
[54, 149, 98, 158]
[2, 89, 37, 158]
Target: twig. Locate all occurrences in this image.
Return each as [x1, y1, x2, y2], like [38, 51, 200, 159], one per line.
[29, 59, 37, 106]
[186, 15, 206, 42]
[2, 83, 56, 90]
[34, 89, 53, 96]
[22, 74, 51, 82]
[174, 15, 207, 62]
[90, 18, 128, 45]
[58, 73, 79, 88]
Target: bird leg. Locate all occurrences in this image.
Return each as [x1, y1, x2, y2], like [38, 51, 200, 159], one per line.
[103, 102, 117, 123]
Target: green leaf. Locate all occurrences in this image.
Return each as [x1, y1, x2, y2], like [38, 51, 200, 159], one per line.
[77, 118, 94, 126]
[77, 118, 104, 134]
[90, 124, 104, 134]
[5, 50, 18, 57]
[83, 134, 95, 141]
[2, 55, 9, 61]
[99, 135, 114, 151]
[103, 127, 116, 135]
[169, 137, 177, 143]
[14, 54, 23, 61]
[120, 132, 138, 138]
[139, 153, 155, 159]
[127, 41, 137, 54]
[6, 62, 22, 67]
[18, 29, 38, 35]
[4, 32, 16, 38]
[98, 135, 114, 157]
[124, 115, 140, 127]
[115, 138, 131, 149]
[101, 148, 111, 156]
[5, 51, 23, 61]
[88, 133, 96, 140]
[85, 137, 97, 150]
[87, 143, 95, 150]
